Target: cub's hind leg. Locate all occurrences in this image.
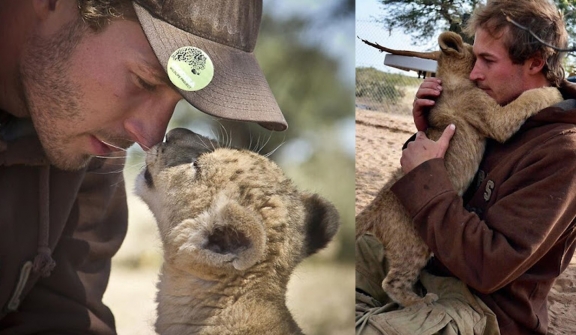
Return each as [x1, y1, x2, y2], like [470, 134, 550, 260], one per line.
[383, 239, 437, 307]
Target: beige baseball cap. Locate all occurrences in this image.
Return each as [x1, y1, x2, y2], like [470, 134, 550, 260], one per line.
[132, 0, 288, 131]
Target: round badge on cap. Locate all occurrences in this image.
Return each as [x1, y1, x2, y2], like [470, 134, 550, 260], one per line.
[167, 46, 214, 91]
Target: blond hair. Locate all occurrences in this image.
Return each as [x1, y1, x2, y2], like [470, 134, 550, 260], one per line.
[77, 0, 137, 31]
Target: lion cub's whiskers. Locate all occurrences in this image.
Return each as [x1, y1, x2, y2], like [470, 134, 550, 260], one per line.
[257, 132, 275, 155]
[249, 133, 264, 153]
[89, 167, 126, 175]
[140, 142, 151, 151]
[263, 141, 285, 158]
[197, 135, 216, 152]
[213, 121, 232, 149]
[100, 139, 129, 152]
[94, 155, 127, 159]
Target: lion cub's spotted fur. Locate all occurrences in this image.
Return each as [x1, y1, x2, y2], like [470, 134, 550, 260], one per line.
[356, 31, 563, 307]
[135, 128, 339, 335]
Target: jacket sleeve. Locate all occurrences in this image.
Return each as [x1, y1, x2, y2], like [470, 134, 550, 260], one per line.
[391, 133, 576, 294]
[1, 157, 128, 334]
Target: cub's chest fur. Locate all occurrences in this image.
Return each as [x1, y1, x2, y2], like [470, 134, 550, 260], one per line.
[135, 128, 340, 335]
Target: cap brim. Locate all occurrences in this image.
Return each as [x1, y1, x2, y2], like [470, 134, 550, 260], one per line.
[133, 2, 287, 131]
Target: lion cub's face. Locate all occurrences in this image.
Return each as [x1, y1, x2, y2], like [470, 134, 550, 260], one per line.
[135, 128, 339, 280]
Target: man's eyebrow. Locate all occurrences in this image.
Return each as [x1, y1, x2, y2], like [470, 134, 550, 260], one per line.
[478, 52, 493, 57]
[138, 60, 174, 87]
[476, 51, 498, 60]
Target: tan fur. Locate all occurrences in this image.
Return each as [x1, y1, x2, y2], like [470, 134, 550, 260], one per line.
[356, 31, 563, 307]
[135, 128, 340, 335]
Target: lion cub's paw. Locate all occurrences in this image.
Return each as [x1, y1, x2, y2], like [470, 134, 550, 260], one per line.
[522, 86, 564, 111]
[422, 292, 439, 305]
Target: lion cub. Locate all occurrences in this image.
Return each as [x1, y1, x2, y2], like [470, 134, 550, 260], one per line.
[135, 128, 340, 335]
[356, 31, 563, 307]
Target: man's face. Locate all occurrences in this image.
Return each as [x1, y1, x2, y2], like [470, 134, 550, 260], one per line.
[469, 27, 533, 106]
[19, 16, 182, 170]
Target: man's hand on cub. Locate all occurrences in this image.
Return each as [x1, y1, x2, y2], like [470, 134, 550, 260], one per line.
[412, 78, 443, 131]
[400, 124, 455, 174]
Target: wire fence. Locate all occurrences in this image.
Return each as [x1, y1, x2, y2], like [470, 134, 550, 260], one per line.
[356, 19, 436, 115]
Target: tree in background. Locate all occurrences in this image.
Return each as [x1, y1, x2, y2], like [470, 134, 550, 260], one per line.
[376, 0, 479, 44]
[376, 0, 574, 74]
[377, 0, 575, 45]
[556, 0, 575, 37]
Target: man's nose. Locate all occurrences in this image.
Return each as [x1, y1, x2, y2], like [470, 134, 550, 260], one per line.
[124, 99, 181, 151]
[469, 62, 483, 82]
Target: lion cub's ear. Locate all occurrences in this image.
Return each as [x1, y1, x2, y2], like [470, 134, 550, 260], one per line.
[439, 31, 465, 58]
[206, 200, 267, 271]
[300, 193, 340, 257]
[171, 199, 266, 272]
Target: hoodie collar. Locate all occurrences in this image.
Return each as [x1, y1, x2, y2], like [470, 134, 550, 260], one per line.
[0, 111, 49, 167]
[0, 112, 57, 286]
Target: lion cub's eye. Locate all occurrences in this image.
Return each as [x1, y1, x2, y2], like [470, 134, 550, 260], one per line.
[144, 167, 154, 188]
[191, 161, 201, 174]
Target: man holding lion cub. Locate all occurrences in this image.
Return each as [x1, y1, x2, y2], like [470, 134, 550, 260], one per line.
[356, 0, 576, 334]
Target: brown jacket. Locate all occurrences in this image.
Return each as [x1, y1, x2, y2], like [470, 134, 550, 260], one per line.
[392, 80, 576, 335]
[0, 113, 127, 334]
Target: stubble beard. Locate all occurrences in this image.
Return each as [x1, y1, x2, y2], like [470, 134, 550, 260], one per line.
[19, 18, 92, 171]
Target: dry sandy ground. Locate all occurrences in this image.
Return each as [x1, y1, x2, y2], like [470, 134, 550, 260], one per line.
[355, 108, 576, 335]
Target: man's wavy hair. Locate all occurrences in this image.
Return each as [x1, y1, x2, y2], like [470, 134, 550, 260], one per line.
[77, 0, 137, 31]
[464, 0, 568, 87]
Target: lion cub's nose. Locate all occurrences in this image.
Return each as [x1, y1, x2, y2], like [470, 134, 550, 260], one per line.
[165, 128, 195, 143]
[161, 128, 220, 167]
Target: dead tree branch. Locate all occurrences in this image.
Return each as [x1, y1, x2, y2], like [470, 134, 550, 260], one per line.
[357, 36, 395, 53]
[504, 15, 575, 53]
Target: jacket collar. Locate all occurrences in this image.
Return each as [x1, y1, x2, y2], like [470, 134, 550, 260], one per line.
[0, 111, 49, 167]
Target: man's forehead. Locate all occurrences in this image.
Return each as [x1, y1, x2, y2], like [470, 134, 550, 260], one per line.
[473, 28, 507, 57]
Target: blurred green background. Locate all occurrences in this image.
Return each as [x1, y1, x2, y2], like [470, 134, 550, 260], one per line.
[104, 1, 356, 334]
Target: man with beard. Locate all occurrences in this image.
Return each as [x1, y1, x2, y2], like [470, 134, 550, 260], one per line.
[0, 0, 286, 332]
